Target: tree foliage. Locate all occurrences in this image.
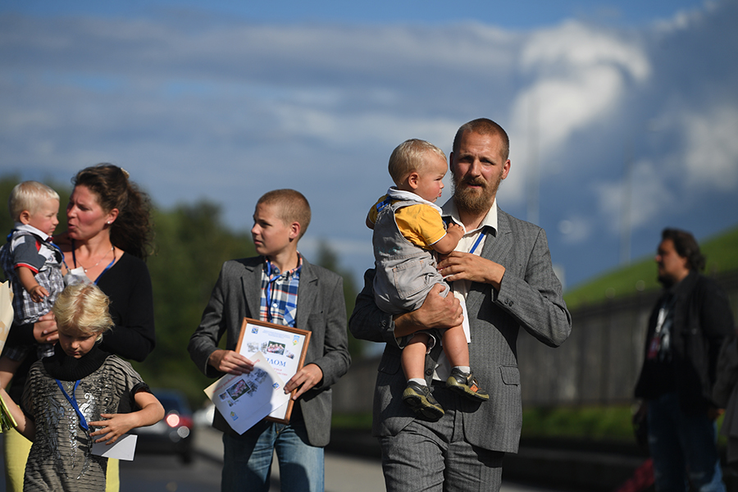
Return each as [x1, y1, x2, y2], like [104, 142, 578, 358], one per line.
[315, 241, 369, 358]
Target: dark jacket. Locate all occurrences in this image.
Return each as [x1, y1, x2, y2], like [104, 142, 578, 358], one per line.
[635, 270, 735, 415]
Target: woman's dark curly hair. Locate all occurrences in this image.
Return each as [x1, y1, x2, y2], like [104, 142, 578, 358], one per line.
[662, 228, 706, 272]
[73, 164, 154, 260]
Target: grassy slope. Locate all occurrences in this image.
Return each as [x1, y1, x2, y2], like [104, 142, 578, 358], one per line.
[564, 225, 738, 310]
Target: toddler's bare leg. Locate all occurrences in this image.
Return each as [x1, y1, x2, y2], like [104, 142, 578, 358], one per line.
[441, 325, 470, 368]
[401, 332, 431, 381]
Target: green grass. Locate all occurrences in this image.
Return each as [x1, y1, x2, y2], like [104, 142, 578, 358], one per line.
[564, 225, 738, 310]
[332, 412, 373, 429]
[335, 407, 637, 441]
[521, 405, 635, 441]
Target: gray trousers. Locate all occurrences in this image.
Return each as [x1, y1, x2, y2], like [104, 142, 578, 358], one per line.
[378, 384, 504, 492]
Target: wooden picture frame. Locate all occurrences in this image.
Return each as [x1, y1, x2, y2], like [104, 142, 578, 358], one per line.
[235, 318, 311, 423]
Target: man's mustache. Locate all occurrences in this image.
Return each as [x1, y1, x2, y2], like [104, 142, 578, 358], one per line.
[458, 178, 487, 189]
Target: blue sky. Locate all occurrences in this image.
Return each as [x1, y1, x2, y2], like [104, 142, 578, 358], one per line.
[0, 0, 711, 27]
[1, 0, 736, 291]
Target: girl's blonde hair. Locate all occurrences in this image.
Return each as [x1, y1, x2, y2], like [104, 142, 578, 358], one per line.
[52, 284, 114, 337]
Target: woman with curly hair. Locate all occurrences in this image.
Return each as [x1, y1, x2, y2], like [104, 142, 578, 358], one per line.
[3, 164, 157, 492]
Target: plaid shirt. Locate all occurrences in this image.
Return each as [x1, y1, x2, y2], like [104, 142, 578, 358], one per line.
[259, 255, 302, 327]
[0, 226, 61, 360]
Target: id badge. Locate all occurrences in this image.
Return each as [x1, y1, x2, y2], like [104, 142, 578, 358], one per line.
[63, 267, 92, 286]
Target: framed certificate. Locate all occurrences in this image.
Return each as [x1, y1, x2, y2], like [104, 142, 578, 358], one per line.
[235, 318, 311, 423]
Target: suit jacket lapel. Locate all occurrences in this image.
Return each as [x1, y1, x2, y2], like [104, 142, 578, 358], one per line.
[296, 260, 318, 332]
[242, 258, 263, 319]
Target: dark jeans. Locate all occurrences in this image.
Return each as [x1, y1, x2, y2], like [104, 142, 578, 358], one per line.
[648, 392, 725, 492]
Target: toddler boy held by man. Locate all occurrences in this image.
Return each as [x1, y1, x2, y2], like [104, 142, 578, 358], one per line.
[367, 139, 488, 421]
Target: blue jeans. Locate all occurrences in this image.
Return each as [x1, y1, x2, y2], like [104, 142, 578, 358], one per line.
[647, 392, 725, 492]
[221, 418, 324, 492]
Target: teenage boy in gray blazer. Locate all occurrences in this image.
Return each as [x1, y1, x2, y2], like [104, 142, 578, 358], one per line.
[189, 189, 351, 492]
[350, 119, 572, 492]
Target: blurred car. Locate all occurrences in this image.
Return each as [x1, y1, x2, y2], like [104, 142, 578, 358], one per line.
[132, 389, 195, 464]
[193, 401, 215, 428]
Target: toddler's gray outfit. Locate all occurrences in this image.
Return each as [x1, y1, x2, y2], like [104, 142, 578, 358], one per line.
[372, 192, 450, 316]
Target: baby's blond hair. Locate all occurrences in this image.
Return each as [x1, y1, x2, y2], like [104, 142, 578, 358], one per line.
[388, 139, 447, 185]
[8, 181, 59, 221]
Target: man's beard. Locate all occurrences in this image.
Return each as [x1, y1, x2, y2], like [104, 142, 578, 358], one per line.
[452, 173, 501, 215]
[657, 274, 672, 288]
[657, 272, 678, 288]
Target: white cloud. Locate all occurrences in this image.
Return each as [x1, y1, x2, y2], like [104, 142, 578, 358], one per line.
[593, 159, 676, 233]
[558, 216, 592, 244]
[654, 0, 719, 33]
[520, 21, 650, 81]
[681, 104, 738, 191]
[502, 21, 653, 205]
[511, 22, 650, 144]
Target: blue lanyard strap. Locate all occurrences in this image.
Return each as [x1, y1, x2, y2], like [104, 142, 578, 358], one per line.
[55, 379, 88, 431]
[375, 196, 392, 213]
[265, 261, 275, 323]
[469, 227, 487, 255]
[48, 241, 71, 273]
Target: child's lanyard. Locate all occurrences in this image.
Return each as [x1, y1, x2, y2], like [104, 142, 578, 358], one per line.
[48, 241, 71, 272]
[55, 379, 89, 431]
[71, 240, 115, 285]
[265, 261, 276, 323]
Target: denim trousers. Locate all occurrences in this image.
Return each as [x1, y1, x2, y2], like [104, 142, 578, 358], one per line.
[647, 392, 725, 492]
[221, 418, 324, 492]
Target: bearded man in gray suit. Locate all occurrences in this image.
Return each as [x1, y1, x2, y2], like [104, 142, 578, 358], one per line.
[350, 118, 572, 491]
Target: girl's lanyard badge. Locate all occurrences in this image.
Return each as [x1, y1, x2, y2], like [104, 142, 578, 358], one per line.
[55, 379, 89, 432]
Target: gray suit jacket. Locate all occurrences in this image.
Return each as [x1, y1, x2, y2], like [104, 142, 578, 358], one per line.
[349, 208, 571, 453]
[188, 256, 351, 447]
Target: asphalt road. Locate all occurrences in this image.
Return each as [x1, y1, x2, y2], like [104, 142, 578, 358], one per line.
[0, 429, 568, 491]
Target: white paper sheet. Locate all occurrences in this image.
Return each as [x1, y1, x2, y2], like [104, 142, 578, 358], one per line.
[204, 352, 291, 435]
[91, 433, 138, 461]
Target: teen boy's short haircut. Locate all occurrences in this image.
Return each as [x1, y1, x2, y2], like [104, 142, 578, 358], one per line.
[388, 139, 447, 186]
[53, 284, 114, 337]
[257, 189, 311, 239]
[8, 181, 60, 221]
